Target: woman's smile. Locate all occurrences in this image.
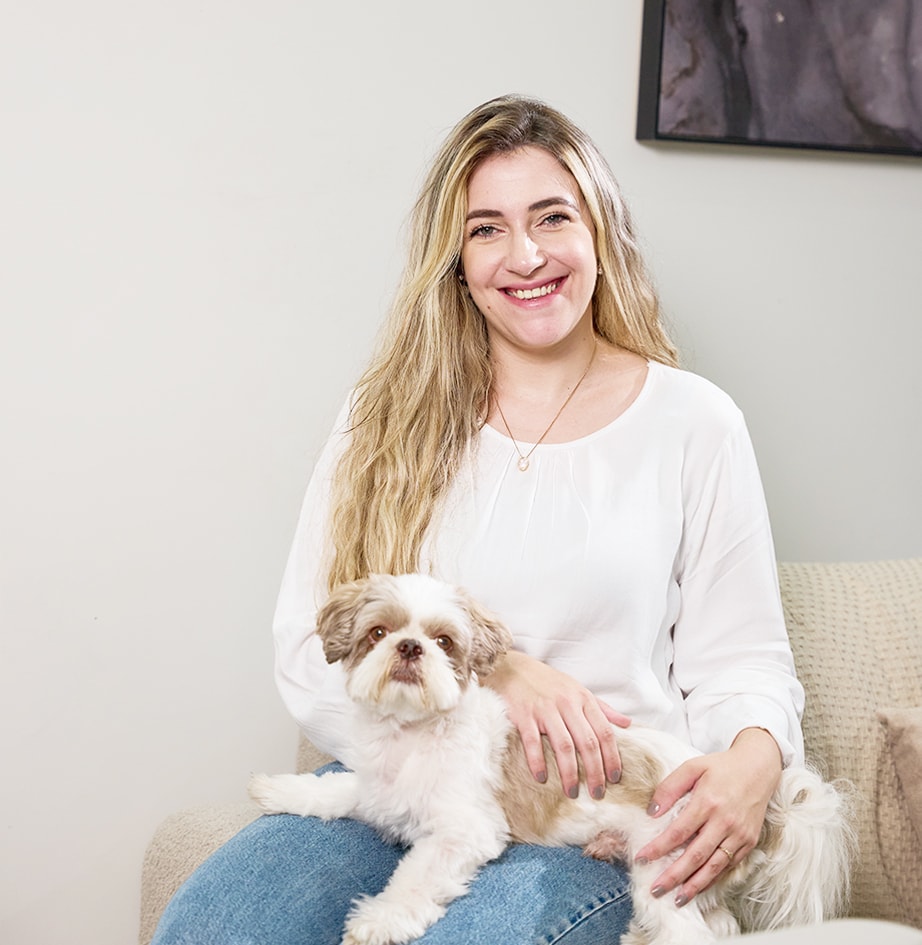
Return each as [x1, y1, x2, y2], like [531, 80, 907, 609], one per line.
[503, 277, 564, 301]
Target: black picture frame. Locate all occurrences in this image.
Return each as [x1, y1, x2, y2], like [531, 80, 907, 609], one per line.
[637, 0, 922, 158]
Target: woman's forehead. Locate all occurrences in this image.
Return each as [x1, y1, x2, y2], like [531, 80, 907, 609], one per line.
[466, 146, 584, 211]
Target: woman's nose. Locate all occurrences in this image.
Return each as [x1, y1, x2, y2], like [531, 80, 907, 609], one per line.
[506, 231, 545, 275]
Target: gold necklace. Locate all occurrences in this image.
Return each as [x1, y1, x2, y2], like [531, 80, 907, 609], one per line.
[494, 346, 596, 472]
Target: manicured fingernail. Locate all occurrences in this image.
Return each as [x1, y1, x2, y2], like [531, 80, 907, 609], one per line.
[651, 886, 666, 899]
[647, 801, 660, 816]
[593, 785, 605, 800]
[609, 769, 622, 784]
[536, 770, 547, 783]
[675, 893, 689, 908]
[568, 785, 579, 799]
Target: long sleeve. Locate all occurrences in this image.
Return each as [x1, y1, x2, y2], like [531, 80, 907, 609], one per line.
[272, 399, 357, 766]
[672, 409, 805, 766]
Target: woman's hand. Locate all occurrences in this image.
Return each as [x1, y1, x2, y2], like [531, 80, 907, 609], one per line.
[482, 649, 631, 800]
[634, 727, 783, 906]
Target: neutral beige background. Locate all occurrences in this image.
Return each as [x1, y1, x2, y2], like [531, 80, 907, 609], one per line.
[1, 2, 919, 944]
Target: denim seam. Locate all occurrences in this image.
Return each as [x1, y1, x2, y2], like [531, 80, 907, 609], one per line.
[541, 884, 632, 944]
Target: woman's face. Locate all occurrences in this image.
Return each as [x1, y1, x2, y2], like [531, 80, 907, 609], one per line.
[460, 146, 598, 358]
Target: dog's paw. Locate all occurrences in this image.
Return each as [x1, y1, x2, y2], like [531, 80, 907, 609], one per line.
[342, 895, 444, 945]
[247, 773, 313, 815]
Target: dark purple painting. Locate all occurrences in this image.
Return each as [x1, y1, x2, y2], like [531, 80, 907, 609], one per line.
[637, 0, 922, 157]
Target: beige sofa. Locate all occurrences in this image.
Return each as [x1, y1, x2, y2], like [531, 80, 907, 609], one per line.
[139, 559, 922, 943]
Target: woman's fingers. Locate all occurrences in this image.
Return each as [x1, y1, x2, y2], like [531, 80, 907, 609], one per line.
[599, 701, 633, 730]
[636, 729, 782, 903]
[652, 819, 761, 907]
[543, 714, 583, 796]
[648, 820, 743, 903]
[514, 717, 552, 784]
[482, 651, 628, 799]
[583, 697, 626, 787]
[543, 689, 628, 798]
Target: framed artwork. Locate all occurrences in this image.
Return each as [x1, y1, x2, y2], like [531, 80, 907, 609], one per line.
[637, 0, 922, 157]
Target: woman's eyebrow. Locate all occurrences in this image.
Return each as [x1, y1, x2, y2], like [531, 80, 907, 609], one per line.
[465, 196, 579, 222]
[529, 196, 579, 214]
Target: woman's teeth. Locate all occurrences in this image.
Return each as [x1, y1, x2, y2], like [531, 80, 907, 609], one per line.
[507, 281, 559, 300]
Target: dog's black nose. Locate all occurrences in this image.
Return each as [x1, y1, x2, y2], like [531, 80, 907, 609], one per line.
[397, 639, 423, 661]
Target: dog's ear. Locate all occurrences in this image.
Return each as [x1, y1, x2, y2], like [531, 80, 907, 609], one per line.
[316, 580, 368, 664]
[460, 592, 514, 678]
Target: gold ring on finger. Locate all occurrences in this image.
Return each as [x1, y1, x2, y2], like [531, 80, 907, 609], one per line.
[718, 845, 735, 864]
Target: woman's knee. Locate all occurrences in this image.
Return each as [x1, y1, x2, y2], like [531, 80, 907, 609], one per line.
[416, 844, 632, 945]
[151, 813, 403, 945]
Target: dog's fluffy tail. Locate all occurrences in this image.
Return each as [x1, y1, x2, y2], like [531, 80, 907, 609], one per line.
[732, 765, 857, 932]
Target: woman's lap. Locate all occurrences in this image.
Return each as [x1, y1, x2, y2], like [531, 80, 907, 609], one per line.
[152, 803, 632, 945]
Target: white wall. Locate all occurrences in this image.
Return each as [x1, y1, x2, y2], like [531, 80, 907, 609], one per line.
[1, 3, 919, 944]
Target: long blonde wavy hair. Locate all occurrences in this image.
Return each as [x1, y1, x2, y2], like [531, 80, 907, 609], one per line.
[325, 94, 678, 590]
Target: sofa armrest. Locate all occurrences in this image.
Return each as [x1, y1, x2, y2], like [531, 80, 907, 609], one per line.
[138, 802, 259, 945]
[139, 735, 333, 944]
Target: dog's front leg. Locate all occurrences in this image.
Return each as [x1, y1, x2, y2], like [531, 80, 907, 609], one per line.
[341, 826, 507, 945]
[248, 770, 361, 820]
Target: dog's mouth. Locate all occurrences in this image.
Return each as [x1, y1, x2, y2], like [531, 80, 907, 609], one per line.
[390, 660, 423, 685]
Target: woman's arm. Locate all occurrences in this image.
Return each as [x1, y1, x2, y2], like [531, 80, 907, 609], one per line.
[638, 410, 800, 900]
[672, 411, 804, 767]
[272, 399, 356, 764]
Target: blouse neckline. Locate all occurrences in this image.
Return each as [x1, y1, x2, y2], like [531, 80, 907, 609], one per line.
[480, 359, 660, 451]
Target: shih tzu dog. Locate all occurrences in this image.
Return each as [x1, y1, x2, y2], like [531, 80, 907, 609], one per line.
[249, 573, 853, 945]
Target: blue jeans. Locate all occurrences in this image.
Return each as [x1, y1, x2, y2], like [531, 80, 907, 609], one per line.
[152, 769, 632, 945]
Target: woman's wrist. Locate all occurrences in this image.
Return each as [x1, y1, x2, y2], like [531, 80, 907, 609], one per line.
[481, 647, 530, 689]
[731, 726, 784, 772]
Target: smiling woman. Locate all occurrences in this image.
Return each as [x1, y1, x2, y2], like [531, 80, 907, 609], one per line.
[151, 94, 814, 945]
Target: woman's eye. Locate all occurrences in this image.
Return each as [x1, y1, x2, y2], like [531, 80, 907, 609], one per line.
[468, 223, 498, 239]
[369, 627, 387, 643]
[435, 636, 453, 652]
[541, 212, 569, 227]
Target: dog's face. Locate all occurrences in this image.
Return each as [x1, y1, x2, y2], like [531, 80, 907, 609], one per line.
[316, 574, 513, 721]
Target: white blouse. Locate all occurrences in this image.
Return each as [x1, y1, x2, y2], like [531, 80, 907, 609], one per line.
[273, 361, 805, 770]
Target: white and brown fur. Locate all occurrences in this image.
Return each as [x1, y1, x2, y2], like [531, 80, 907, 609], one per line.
[250, 573, 854, 945]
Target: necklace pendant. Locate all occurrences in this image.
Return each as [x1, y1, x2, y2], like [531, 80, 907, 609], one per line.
[517, 456, 530, 472]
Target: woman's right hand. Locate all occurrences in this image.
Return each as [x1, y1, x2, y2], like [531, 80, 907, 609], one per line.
[482, 649, 631, 800]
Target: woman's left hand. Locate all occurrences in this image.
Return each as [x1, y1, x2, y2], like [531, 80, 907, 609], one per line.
[633, 727, 783, 906]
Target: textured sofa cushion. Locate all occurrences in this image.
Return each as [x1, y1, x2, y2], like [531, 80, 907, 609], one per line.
[878, 707, 922, 841]
[777, 559, 922, 928]
[139, 803, 260, 944]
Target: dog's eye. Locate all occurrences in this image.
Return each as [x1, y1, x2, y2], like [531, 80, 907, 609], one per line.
[435, 635, 453, 652]
[369, 627, 388, 643]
